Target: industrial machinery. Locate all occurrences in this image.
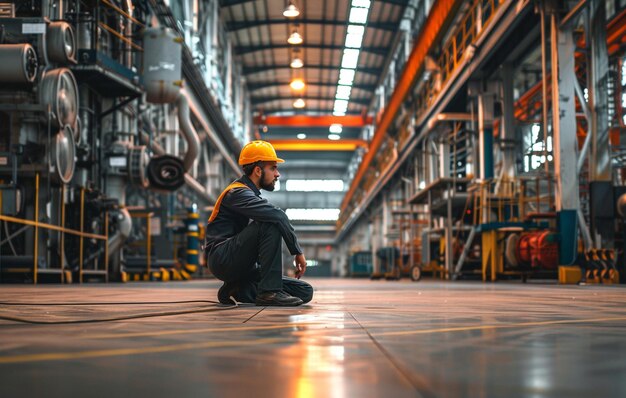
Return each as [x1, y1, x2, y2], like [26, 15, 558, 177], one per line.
[335, 0, 626, 285]
[0, 0, 247, 283]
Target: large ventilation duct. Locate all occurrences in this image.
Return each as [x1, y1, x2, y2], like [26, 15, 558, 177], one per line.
[0, 44, 38, 84]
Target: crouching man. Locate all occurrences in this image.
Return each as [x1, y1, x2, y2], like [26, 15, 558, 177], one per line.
[203, 140, 313, 306]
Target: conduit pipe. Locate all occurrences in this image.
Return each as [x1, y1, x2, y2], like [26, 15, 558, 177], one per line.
[184, 90, 241, 174]
[177, 90, 201, 172]
[108, 207, 132, 256]
[426, 112, 473, 130]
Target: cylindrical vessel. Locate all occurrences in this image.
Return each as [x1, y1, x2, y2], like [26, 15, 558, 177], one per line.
[0, 44, 38, 84]
[39, 68, 79, 127]
[516, 230, 559, 269]
[142, 27, 182, 104]
[51, 124, 77, 184]
[185, 204, 200, 272]
[47, 21, 77, 64]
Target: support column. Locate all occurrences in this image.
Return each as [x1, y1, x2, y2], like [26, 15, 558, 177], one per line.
[551, 6, 582, 264]
[501, 64, 517, 181]
[551, 13, 579, 211]
[589, 0, 611, 182]
[438, 139, 450, 179]
[478, 88, 495, 180]
[588, 0, 614, 248]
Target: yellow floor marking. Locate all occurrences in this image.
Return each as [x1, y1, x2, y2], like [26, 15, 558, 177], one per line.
[87, 322, 341, 339]
[0, 337, 283, 364]
[3, 316, 626, 364]
[364, 316, 626, 338]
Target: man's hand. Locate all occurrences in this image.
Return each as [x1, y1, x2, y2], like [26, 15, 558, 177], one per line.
[294, 254, 307, 279]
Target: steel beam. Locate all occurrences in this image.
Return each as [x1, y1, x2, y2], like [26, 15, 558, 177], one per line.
[251, 95, 371, 106]
[501, 64, 517, 180]
[227, 19, 397, 32]
[220, 0, 409, 7]
[247, 81, 376, 92]
[242, 64, 382, 76]
[236, 44, 388, 56]
[269, 139, 367, 151]
[254, 115, 373, 127]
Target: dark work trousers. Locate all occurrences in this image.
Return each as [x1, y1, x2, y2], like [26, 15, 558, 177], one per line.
[208, 221, 313, 304]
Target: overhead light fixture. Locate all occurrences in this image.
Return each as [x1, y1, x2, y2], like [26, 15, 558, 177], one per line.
[287, 30, 303, 45]
[329, 124, 343, 134]
[297, 133, 307, 139]
[293, 98, 306, 108]
[290, 79, 305, 90]
[290, 57, 304, 68]
[283, 1, 300, 18]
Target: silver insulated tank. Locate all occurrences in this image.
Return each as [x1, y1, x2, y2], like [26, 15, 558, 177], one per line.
[142, 27, 182, 104]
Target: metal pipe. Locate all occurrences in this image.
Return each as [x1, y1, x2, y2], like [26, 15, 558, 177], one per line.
[573, 79, 593, 173]
[574, 78, 591, 120]
[539, 5, 550, 174]
[577, 208, 593, 249]
[426, 112, 473, 130]
[560, 0, 587, 28]
[107, 208, 132, 255]
[184, 90, 241, 175]
[177, 91, 201, 172]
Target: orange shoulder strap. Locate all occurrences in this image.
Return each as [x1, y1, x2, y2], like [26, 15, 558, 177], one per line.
[208, 182, 249, 223]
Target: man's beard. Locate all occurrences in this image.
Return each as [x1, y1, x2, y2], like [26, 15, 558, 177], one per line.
[260, 169, 276, 191]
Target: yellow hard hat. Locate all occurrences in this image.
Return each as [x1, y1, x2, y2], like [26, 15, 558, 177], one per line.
[238, 140, 285, 165]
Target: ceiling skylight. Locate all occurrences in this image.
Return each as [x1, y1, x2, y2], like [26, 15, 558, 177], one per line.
[341, 49, 360, 69]
[338, 69, 355, 85]
[335, 85, 352, 100]
[286, 208, 340, 221]
[333, 0, 371, 117]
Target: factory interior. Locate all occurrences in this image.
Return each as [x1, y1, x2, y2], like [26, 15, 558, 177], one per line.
[1, 0, 626, 396]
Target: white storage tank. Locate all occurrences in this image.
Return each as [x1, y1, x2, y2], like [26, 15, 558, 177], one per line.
[142, 27, 182, 104]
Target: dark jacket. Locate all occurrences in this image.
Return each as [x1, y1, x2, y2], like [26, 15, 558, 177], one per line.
[204, 175, 303, 256]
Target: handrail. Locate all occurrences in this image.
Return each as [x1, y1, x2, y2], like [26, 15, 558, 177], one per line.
[101, 0, 145, 27]
[0, 175, 108, 284]
[0, 214, 107, 240]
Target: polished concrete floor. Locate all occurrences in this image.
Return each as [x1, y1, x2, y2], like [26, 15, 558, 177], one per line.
[1, 278, 625, 397]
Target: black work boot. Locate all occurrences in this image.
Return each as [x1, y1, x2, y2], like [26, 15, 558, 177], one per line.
[217, 282, 237, 305]
[255, 290, 303, 306]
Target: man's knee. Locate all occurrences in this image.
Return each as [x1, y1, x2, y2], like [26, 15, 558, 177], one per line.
[292, 281, 313, 304]
[299, 283, 314, 304]
[256, 221, 281, 237]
